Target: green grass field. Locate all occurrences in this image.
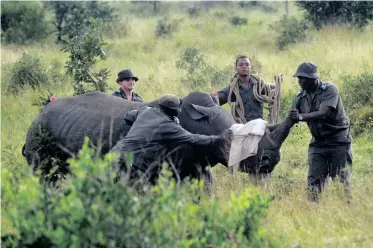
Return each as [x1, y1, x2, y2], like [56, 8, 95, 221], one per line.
[2, 2, 373, 247]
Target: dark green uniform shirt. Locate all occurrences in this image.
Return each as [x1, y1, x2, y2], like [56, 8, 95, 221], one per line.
[291, 81, 351, 145]
[217, 77, 263, 122]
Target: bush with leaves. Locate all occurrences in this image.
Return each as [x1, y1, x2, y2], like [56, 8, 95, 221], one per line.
[341, 72, 373, 137]
[270, 16, 312, 50]
[230, 16, 248, 26]
[176, 47, 215, 90]
[45, 1, 116, 43]
[187, 6, 201, 18]
[238, 1, 278, 13]
[62, 18, 110, 95]
[1, 2, 49, 44]
[6, 53, 49, 93]
[2, 138, 275, 247]
[296, 1, 373, 29]
[156, 17, 180, 38]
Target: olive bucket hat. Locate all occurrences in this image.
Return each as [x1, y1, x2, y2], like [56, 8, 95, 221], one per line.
[293, 62, 320, 79]
[116, 69, 139, 83]
[159, 94, 182, 110]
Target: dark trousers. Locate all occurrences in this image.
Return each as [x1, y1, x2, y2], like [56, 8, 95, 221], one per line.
[307, 143, 352, 201]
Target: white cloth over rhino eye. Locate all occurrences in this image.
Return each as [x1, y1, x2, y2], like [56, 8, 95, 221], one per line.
[228, 119, 267, 172]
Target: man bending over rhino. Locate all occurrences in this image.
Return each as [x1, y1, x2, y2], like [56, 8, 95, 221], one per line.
[111, 94, 232, 185]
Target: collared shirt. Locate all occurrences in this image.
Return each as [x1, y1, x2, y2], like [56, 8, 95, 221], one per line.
[217, 77, 263, 122]
[112, 88, 143, 102]
[291, 81, 350, 145]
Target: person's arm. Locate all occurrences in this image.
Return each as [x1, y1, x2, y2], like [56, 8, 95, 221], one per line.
[211, 85, 230, 106]
[289, 85, 338, 122]
[162, 123, 218, 146]
[289, 107, 333, 122]
[124, 107, 150, 126]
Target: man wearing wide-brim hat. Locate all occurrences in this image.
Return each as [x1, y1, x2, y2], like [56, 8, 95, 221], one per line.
[288, 62, 353, 202]
[112, 69, 143, 102]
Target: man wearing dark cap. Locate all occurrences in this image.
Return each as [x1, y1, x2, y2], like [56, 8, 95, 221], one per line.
[288, 62, 352, 202]
[111, 94, 231, 184]
[112, 69, 143, 102]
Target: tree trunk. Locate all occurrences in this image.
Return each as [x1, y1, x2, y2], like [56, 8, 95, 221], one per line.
[285, 0, 289, 17]
[153, 1, 160, 13]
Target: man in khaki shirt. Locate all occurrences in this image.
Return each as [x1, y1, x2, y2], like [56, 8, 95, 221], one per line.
[288, 62, 352, 202]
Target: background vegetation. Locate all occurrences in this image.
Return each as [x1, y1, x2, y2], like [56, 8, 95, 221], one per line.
[2, 1, 373, 247]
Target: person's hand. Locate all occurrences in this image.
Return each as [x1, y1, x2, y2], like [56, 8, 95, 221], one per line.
[210, 91, 218, 97]
[220, 128, 233, 139]
[288, 109, 299, 121]
[274, 74, 283, 83]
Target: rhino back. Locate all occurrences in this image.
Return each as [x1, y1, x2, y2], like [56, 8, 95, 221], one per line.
[36, 92, 146, 154]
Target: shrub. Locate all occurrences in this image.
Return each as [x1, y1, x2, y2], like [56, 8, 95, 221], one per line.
[155, 17, 179, 38]
[6, 53, 49, 93]
[349, 107, 373, 138]
[230, 16, 248, 26]
[296, 1, 373, 29]
[176, 47, 214, 89]
[187, 6, 201, 18]
[270, 16, 312, 50]
[210, 66, 233, 88]
[62, 18, 110, 95]
[341, 72, 373, 136]
[129, 1, 167, 16]
[1, 2, 49, 44]
[238, 1, 278, 13]
[2, 138, 274, 247]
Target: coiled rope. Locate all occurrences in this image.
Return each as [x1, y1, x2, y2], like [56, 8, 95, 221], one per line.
[227, 73, 282, 124]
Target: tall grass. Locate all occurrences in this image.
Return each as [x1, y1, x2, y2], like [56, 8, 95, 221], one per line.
[2, 2, 373, 247]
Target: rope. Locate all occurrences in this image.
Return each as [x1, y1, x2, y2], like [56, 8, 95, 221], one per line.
[227, 73, 282, 124]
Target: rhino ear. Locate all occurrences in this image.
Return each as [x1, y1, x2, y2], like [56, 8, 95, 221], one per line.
[184, 104, 210, 120]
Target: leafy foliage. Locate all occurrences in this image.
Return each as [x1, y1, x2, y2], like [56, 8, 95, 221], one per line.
[62, 18, 110, 95]
[32, 90, 55, 112]
[187, 6, 201, 18]
[270, 16, 312, 50]
[6, 53, 49, 93]
[238, 1, 278, 13]
[1, 2, 49, 44]
[296, 1, 373, 29]
[45, 1, 116, 43]
[26, 122, 70, 186]
[341, 72, 373, 137]
[176, 47, 215, 89]
[3, 138, 273, 247]
[230, 16, 248, 26]
[156, 17, 180, 38]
